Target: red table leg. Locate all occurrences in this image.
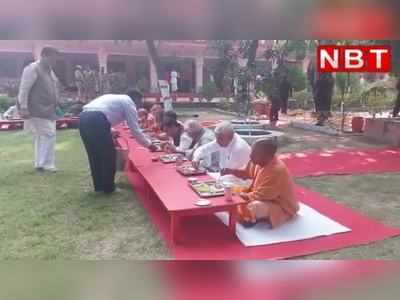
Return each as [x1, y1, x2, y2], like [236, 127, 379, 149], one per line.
[170, 213, 181, 245]
[228, 208, 238, 235]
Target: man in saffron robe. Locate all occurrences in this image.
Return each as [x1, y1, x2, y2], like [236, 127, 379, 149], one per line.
[221, 139, 299, 228]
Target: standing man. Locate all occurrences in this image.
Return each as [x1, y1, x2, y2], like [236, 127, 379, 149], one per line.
[279, 74, 293, 114]
[74, 65, 84, 102]
[18, 46, 61, 172]
[315, 73, 335, 126]
[79, 89, 158, 193]
[268, 71, 282, 126]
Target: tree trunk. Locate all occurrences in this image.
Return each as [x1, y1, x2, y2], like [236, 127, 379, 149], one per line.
[145, 40, 163, 80]
[246, 40, 259, 68]
[245, 40, 259, 115]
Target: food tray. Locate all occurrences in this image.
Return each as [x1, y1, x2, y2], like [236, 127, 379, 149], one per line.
[159, 154, 188, 164]
[189, 181, 225, 198]
[176, 165, 207, 176]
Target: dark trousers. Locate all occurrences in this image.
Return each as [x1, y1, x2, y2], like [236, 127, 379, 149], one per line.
[270, 96, 281, 122]
[270, 105, 280, 122]
[281, 96, 289, 114]
[79, 111, 116, 193]
[393, 96, 400, 117]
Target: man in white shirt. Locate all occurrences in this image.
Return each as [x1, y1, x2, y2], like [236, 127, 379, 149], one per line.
[170, 70, 178, 92]
[162, 117, 192, 153]
[3, 105, 20, 119]
[79, 89, 157, 193]
[17, 46, 61, 172]
[165, 119, 215, 161]
[192, 122, 251, 171]
[163, 96, 174, 112]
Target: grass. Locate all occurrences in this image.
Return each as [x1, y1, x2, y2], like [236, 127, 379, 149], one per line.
[0, 112, 399, 259]
[298, 174, 400, 259]
[0, 130, 169, 259]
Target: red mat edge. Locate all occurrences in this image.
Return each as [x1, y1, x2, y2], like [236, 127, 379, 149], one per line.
[125, 168, 400, 260]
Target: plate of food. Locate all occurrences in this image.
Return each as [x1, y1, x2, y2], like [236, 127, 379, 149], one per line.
[177, 165, 207, 176]
[190, 181, 225, 198]
[159, 154, 188, 164]
[152, 144, 163, 152]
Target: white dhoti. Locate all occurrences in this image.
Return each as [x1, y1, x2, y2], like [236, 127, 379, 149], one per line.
[170, 79, 178, 92]
[25, 118, 56, 170]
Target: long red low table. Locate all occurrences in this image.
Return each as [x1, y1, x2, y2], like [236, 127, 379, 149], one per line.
[0, 119, 24, 130]
[0, 117, 80, 131]
[116, 126, 245, 244]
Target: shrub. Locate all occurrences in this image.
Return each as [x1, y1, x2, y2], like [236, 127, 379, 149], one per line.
[106, 72, 128, 94]
[217, 97, 234, 112]
[287, 64, 307, 92]
[200, 81, 218, 102]
[292, 89, 313, 109]
[136, 77, 150, 93]
[0, 95, 16, 113]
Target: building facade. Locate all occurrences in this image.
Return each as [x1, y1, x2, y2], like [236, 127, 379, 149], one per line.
[0, 40, 272, 94]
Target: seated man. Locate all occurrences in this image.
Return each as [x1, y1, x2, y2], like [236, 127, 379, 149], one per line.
[163, 118, 192, 153]
[192, 122, 251, 171]
[3, 105, 20, 119]
[149, 104, 164, 133]
[221, 139, 299, 228]
[138, 108, 155, 129]
[165, 119, 215, 160]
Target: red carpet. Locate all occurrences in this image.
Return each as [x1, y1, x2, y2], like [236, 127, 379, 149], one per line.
[160, 261, 400, 300]
[279, 148, 400, 178]
[126, 169, 400, 260]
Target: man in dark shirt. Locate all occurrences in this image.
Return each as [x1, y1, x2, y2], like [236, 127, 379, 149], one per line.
[279, 75, 293, 114]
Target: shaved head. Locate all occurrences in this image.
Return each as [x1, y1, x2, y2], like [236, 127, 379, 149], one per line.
[250, 139, 278, 166]
[254, 139, 277, 155]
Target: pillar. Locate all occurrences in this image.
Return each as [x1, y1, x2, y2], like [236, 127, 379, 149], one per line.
[195, 56, 204, 93]
[149, 58, 158, 93]
[97, 48, 108, 74]
[126, 57, 135, 85]
[65, 58, 75, 86]
[32, 42, 43, 61]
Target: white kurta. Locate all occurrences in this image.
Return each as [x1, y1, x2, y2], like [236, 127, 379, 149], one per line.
[24, 118, 56, 169]
[18, 61, 59, 170]
[193, 133, 251, 170]
[163, 98, 173, 112]
[170, 71, 178, 92]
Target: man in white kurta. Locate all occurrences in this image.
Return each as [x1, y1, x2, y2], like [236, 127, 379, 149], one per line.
[170, 70, 178, 92]
[18, 46, 60, 172]
[192, 122, 251, 171]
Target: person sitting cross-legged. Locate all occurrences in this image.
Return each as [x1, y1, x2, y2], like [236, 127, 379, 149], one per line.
[192, 122, 251, 171]
[138, 108, 156, 130]
[162, 118, 192, 153]
[221, 139, 299, 228]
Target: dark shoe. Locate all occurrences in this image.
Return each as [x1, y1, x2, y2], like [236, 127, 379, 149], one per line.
[240, 220, 257, 228]
[240, 218, 269, 228]
[35, 167, 44, 172]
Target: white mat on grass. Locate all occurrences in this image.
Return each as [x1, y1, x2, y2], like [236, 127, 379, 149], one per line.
[215, 203, 351, 247]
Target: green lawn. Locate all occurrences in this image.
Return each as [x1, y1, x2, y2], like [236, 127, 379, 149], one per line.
[0, 130, 168, 259]
[1, 123, 399, 259]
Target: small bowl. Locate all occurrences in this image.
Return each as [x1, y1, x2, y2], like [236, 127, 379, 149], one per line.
[188, 177, 198, 184]
[151, 156, 158, 162]
[195, 199, 211, 207]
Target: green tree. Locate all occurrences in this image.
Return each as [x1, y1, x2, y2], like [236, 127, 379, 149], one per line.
[287, 64, 306, 92]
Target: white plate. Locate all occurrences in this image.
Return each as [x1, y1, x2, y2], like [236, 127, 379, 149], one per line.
[195, 199, 211, 207]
